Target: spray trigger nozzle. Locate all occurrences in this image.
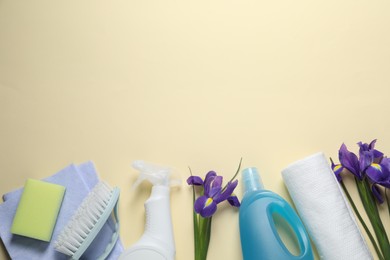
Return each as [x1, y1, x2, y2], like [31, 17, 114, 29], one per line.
[131, 160, 181, 189]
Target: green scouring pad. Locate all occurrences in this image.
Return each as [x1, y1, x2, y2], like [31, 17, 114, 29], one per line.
[11, 179, 66, 242]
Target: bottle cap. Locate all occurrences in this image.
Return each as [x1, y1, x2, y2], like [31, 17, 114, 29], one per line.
[242, 167, 264, 194]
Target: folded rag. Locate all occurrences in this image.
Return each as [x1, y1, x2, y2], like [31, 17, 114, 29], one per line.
[0, 162, 124, 260]
[281, 152, 372, 260]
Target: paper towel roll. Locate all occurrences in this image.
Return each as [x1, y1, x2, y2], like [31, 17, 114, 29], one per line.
[281, 152, 373, 260]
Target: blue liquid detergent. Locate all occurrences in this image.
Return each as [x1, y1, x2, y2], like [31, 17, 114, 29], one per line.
[239, 168, 314, 260]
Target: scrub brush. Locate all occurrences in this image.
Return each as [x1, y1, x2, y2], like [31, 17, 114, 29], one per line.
[54, 181, 120, 260]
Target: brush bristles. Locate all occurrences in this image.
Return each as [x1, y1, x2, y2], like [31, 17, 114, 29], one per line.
[54, 182, 113, 256]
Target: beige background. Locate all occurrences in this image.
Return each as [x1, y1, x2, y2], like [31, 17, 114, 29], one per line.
[1, 0, 390, 259]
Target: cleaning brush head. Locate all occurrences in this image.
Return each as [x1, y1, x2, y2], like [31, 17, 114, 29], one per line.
[54, 181, 120, 260]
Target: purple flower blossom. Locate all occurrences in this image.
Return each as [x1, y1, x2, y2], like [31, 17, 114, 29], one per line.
[333, 140, 390, 203]
[357, 141, 390, 193]
[366, 158, 390, 189]
[330, 158, 344, 182]
[358, 140, 384, 163]
[187, 171, 240, 218]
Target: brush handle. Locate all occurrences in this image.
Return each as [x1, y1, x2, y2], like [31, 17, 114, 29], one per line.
[97, 195, 120, 260]
[72, 188, 120, 260]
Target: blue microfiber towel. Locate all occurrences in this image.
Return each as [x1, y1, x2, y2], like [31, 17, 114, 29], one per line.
[0, 162, 124, 260]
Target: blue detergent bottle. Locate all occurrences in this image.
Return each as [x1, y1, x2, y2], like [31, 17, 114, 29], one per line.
[239, 167, 314, 260]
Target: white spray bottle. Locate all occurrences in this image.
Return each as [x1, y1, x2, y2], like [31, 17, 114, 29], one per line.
[119, 160, 180, 260]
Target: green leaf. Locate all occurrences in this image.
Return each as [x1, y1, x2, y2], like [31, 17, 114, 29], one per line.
[199, 216, 212, 260]
[356, 178, 390, 259]
[341, 181, 384, 260]
[189, 167, 201, 260]
[222, 157, 242, 191]
[193, 188, 201, 260]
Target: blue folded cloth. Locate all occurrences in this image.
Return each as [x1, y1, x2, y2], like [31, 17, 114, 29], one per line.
[0, 162, 124, 260]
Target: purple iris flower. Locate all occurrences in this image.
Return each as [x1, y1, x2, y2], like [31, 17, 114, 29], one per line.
[330, 158, 344, 182]
[334, 140, 390, 203]
[358, 140, 384, 163]
[357, 141, 390, 189]
[187, 171, 240, 218]
[365, 157, 390, 188]
[366, 162, 390, 203]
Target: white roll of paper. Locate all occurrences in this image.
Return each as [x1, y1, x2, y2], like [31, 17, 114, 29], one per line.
[281, 152, 373, 260]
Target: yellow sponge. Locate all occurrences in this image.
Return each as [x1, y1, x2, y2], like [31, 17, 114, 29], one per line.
[11, 179, 66, 242]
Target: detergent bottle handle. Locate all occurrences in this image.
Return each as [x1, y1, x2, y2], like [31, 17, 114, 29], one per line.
[271, 201, 314, 260]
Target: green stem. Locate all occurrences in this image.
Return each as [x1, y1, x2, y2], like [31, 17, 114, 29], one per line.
[192, 194, 201, 259]
[190, 166, 212, 260]
[196, 216, 212, 260]
[355, 177, 390, 259]
[341, 181, 384, 260]
[189, 167, 202, 260]
[386, 189, 390, 217]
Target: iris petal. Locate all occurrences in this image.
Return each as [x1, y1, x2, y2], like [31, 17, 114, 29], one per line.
[358, 141, 371, 154]
[359, 151, 373, 172]
[339, 143, 361, 179]
[378, 159, 390, 188]
[372, 184, 384, 204]
[358, 140, 383, 163]
[227, 195, 240, 207]
[194, 195, 217, 218]
[204, 173, 216, 196]
[207, 176, 223, 198]
[214, 180, 238, 203]
[366, 163, 390, 188]
[194, 195, 208, 213]
[331, 161, 344, 182]
[209, 186, 222, 198]
[372, 150, 384, 163]
[212, 176, 223, 189]
[204, 171, 217, 182]
[187, 176, 204, 186]
[368, 139, 377, 150]
[366, 164, 385, 183]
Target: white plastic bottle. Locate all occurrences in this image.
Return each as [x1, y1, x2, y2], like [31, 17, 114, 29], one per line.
[119, 161, 180, 260]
